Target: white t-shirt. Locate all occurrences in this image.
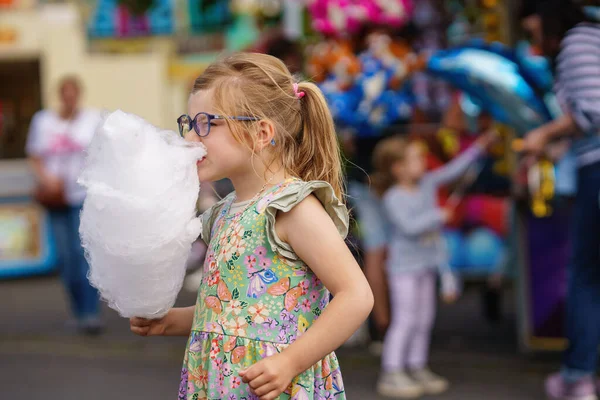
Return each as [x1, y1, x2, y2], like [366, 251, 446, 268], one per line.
[25, 109, 101, 206]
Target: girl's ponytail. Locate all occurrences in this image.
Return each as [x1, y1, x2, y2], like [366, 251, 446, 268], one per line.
[287, 82, 344, 201]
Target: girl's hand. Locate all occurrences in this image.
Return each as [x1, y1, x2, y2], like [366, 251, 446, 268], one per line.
[239, 353, 297, 400]
[130, 315, 168, 336]
[441, 206, 455, 223]
[130, 307, 194, 337]
[442, 292, 459, 304]
[441, 272, 460, 304]
[476, 128, 499, 149]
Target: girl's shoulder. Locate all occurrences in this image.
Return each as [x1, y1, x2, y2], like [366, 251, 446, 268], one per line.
[199, 192, 235, 245]
[262, 179, 350, 262]
[265, 179, 348, 223]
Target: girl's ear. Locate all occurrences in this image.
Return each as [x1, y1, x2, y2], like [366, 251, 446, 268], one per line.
[255, 120, 276, 151]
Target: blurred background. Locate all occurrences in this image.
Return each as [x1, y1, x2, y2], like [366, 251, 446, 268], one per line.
[0, 0, 592, 398]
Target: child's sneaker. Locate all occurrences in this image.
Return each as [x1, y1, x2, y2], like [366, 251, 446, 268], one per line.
[377, 371, 424, 398]
[411, 367, 449, 394]
[368, 340, 384, 357]
[545, 372, 597, 400]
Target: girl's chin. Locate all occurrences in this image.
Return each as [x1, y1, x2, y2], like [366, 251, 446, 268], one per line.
[197, 164, 219, 183]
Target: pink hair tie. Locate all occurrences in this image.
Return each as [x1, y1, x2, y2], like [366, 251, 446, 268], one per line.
[293, 83, 305, 99]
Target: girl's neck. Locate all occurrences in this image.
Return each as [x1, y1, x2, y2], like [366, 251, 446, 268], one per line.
[230, 167, 288, 202]
[398, 178, 419, 191]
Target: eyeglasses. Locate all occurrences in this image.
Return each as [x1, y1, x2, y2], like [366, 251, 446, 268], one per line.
[177, 112, 260, 138]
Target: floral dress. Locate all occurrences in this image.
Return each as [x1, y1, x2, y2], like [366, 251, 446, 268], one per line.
[179, 179, 350, 400]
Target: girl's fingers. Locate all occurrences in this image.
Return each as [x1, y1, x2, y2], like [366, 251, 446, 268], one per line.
[240, 363, 263, 383]
[248, 373, 270, 390]
[253, 381, 278, 396]
[130, 326, 149, 336]
[259, 388, 282, 400]
[130, 317, 152, 327]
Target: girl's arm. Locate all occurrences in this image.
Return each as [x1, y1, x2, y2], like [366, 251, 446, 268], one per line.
[240, 195, 374, 399]
[426, 141, 484, 187]
[280, 197, 374, 365]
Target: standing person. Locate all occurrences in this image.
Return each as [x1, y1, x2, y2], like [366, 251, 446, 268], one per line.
[373, 132, 495, 398]
[26, 76, 103, 334]
[130, 52, 373, 399]
[347, 167, 390, 348]
[522, 2, 600, 399]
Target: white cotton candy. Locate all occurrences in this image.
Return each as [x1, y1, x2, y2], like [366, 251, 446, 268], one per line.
[78, 110, 207, 319]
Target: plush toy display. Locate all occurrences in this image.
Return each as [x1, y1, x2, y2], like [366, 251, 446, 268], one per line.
[307, 0, 414, 37]
[311, 31, 420, 136]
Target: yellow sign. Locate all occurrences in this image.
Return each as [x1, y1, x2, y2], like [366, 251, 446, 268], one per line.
[0, 204, 42, 261]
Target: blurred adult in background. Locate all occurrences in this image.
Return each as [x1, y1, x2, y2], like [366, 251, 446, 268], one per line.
[521, 1, 600, 399]
[26, 76, 103, 335]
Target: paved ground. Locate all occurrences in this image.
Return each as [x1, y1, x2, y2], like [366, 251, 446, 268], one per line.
[0, 274, 559, 399]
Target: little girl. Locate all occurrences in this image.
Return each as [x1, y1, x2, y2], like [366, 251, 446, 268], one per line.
[130, 52, 373, 400]
[372, 132, 495, 398]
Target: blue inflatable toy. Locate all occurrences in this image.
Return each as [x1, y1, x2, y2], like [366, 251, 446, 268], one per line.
[443, 229, 466, 270]
[426, 40, 554, 135]
[463, 227, 504, 272]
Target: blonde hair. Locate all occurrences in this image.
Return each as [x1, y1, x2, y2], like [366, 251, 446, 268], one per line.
[371, 136, 410, 196]
[192, 52, 344, 200]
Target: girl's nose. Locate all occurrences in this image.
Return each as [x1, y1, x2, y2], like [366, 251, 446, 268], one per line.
[184, 130, 202, 143]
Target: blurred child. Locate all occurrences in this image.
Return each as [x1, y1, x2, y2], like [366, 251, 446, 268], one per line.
[373, 130, 496, 398]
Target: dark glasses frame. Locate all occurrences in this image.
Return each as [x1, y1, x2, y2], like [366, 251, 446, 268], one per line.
[177, 112, 260, 138]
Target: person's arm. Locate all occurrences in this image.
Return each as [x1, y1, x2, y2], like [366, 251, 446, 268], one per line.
[427, 141, 484, 187]
[383, 190, 447, 237]
[363, 246, 389, 332]
[555, 28, 600, 136]
[523, 27, 600, 152]
[25, 112, 64, 192]
[348, 184, 389, 332]
[521, 114, 578, 154]
[29, 156, 50, 182]
[239, 195, 374, 399]
[26, 113, 47, 183]
[130, 306, 195, 336]
[543, 114, 578, 140]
